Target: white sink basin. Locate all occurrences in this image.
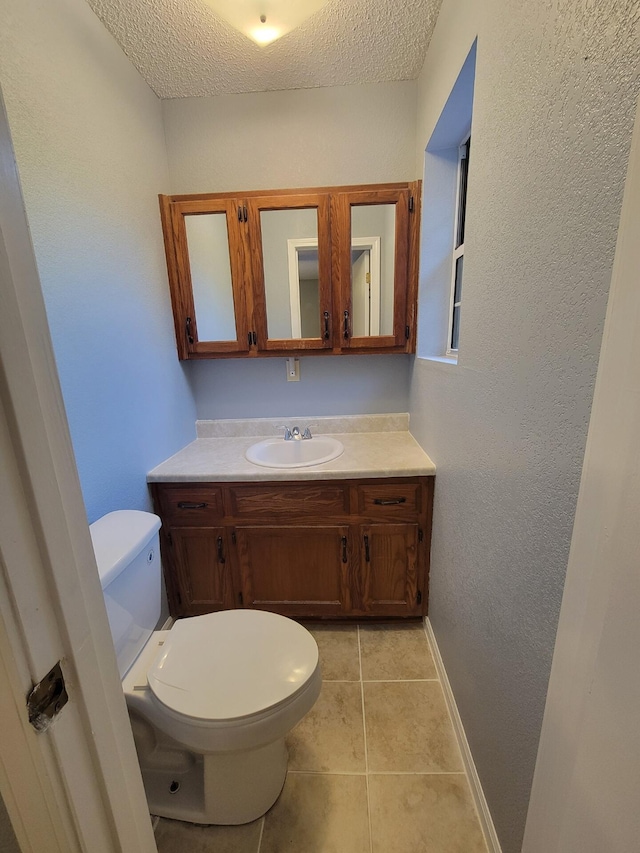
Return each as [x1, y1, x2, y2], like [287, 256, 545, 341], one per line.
[245, 436, 344, 469]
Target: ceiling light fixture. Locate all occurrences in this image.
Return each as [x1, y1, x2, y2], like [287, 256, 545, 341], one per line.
[208, 0, 330, 47]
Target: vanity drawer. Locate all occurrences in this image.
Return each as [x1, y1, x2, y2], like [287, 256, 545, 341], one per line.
[156, 486, 223, 524]
[226, 483, 348, 520]
[355, 482, 421, 518]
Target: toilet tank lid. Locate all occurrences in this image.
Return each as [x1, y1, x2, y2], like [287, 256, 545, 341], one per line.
[90, 510, 161, 590]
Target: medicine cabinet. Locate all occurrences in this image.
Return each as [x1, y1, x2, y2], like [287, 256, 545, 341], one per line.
[159, 182, 421, 360]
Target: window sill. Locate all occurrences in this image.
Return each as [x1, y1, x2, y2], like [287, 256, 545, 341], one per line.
[417, 354, 458, 366]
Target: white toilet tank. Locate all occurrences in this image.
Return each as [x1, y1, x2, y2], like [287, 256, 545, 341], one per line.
[90, 510, 162, 678]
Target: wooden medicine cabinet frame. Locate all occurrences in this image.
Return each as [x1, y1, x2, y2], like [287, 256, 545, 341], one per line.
[159, 181, 421, 360]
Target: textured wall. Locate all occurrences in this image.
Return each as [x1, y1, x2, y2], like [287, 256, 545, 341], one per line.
[0, 0, 197, 523]
[191, 354, 411, 420]
[164, 82, 417, 420]
[410, 1, 640, 851]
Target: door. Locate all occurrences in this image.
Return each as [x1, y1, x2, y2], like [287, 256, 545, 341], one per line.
[169, 527, 235, 616]
[235, 525, 350, 616]
[0, 88, 156, 852]
[360, 524, 423, 616]
[246, 193, 333, 351]
[334, 187, 412, 350]
[161, 195, 252, 358]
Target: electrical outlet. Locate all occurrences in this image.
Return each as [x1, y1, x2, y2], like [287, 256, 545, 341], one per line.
[286, 358, 300, 381]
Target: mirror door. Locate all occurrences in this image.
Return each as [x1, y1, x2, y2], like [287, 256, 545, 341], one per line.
[334, 188, 410, 349]
[167, 197, 252, 356]
[247, 193, 332, 351]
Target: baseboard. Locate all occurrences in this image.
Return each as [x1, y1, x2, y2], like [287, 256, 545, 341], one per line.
[424, 617, 502, 853]
[160, 616, 174, 630]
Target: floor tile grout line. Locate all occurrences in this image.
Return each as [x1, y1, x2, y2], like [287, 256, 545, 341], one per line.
[358, 624, 374, 853]
[256, 815, 264, 853]
[323, 678, 440, 684]
[287, 769, 467, 776]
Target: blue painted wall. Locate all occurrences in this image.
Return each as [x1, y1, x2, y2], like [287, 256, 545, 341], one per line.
[1, 0, 197, 523]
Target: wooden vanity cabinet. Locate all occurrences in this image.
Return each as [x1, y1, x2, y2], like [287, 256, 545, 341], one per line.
[150, 477, 433, 621]
[159, 182, 421, 360]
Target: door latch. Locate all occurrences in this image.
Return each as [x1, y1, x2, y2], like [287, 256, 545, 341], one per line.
[27, 661, 68, 733]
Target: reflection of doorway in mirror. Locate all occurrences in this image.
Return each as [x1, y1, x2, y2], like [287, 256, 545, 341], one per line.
[287, 238, 321, 338]
[351, 237, 381, 337]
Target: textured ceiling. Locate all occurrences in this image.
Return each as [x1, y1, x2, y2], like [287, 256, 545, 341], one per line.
[85, 0, 442, 99]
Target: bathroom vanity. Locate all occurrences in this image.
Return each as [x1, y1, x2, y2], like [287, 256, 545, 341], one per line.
[148, 417, 435, 621]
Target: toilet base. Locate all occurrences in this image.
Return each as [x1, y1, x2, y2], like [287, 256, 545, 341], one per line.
[140, 737, 288, 825]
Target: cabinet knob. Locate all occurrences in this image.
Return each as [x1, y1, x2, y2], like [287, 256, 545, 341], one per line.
[373, 497, 407, 506]
[177, 502, 206, 509]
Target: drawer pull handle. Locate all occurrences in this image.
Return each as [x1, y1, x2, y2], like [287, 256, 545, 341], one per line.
[341, 536, 348, 563]
[217, 536, 226, 564]
[373, 497, 407, 506]
[177, 502, 207, 510]
[364, 534, 370, 563]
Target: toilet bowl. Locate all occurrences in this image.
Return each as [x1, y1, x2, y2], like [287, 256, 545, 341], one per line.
[91, 510, 321, 825]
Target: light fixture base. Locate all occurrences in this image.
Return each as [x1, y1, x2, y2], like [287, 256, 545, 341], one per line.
[208, 0, 330, 46]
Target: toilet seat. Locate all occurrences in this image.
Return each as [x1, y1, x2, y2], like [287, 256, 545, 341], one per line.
[147, 610, 319, 722]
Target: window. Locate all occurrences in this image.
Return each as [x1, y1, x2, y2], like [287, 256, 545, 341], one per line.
[447, 135, 470, 355]
[417, 39, 475, 362]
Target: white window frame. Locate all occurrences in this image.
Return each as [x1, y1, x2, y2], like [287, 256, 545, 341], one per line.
[446, 134, 470, 357]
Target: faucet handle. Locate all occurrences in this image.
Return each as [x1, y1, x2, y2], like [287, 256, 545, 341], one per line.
[302, 424, 317, 440]
[276, 425, 292, 440]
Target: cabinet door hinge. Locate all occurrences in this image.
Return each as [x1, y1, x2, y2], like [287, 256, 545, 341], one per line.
[185, 316, 194, 345]
[417, 590, 422, 605]
[409, 195, 415, 213]
[238, 591, 243, 606]
[27, 661, 68, 733]
[167, 531, 173, 546]
[252, 331, 257, 346]
[418, 528, 424, 542]
[175, 589, 182, 606]
[231, 531, 237, 545]
[405, 325, 410, 340]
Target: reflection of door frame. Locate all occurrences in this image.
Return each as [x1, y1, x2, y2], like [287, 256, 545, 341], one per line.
[287, 237, 318, 338]
[350, 237, 381, 336]
[287, 236, 381, 338]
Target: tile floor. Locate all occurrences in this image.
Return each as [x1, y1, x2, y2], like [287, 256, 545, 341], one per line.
[154, 622, 488, 853]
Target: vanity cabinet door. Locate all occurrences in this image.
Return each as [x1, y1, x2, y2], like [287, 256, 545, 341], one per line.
[234, 525, 351, 617]
[333, 185, 420, 352]
[166, 526, 236, 617]
[160, 195, 252, 359]
[246, 193, 333, 352]
[359, 523, 424, 617]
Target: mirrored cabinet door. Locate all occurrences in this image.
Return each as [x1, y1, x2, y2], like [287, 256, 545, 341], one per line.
[246, 194, 332, 350]
[334, 188, 411, 349]
[166, 197, 251, 356]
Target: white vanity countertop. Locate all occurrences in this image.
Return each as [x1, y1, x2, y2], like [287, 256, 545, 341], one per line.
[147, 415, 435, 482]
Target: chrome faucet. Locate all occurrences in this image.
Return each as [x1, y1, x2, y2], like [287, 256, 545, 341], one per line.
[276, 424, 316, 440]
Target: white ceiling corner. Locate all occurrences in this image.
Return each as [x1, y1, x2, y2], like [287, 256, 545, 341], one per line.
[84, 0, 443, 99]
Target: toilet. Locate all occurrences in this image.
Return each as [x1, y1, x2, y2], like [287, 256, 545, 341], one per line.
[90, 509, 321, 825]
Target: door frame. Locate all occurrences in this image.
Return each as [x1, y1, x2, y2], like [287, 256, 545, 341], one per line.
[0, 87, 156, 852]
